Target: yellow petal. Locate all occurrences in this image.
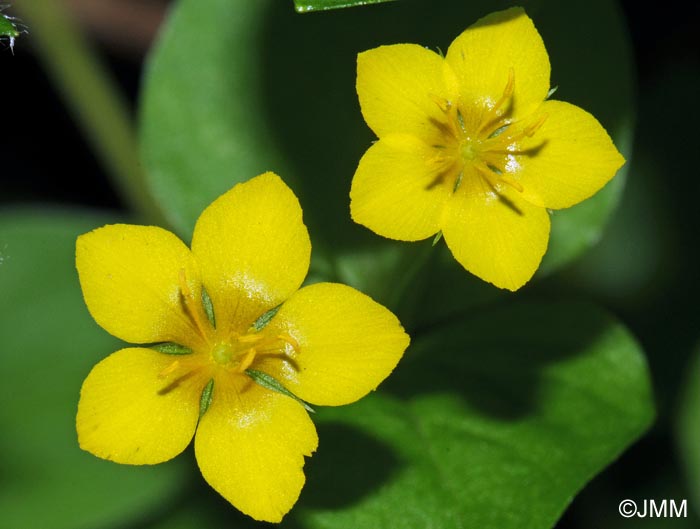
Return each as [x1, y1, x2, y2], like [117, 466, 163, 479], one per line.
[515, 100, 626, 209]
[350, 134, 455, 241]
[195, 376, 318, 523]
[357, 44, 458, 141]
[191, 173, 311, 334]
[445, 7, 550, 122]
[76, 224, 204, 347]
[77, 347, 203, 464]
[263, 282, 410, 406]
[441, 174, 550, 291]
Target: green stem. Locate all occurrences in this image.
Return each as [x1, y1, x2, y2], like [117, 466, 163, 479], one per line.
[14, 0, 165, 224]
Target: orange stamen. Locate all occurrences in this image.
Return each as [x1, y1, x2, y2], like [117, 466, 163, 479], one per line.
[428, 93, 452, 114]
[277, 333, 301, 354]
[478, 67, 515, 135]
[483, 113, 549, 155]
[474, 162, 499, 189]
[492, 67, 515, 115]
[238, 333, 265, 344]
[158, 359, 180, 379]
[499, 174, 524, 193]
[178, 268, 211, 340]
[523, 113, 548, 137]
[473, 161, 524, 194]
[236, 348, 257, 373]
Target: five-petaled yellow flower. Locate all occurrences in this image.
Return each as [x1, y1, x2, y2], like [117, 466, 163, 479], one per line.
[75, 173, 409, 522]
[350, 7, 625, 291]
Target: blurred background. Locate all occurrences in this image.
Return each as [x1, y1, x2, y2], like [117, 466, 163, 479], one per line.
[1, 0, 698, 528]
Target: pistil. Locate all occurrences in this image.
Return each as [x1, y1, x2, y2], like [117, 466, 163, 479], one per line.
[211, 342, 234, 364]
[208, 332, 301, 374]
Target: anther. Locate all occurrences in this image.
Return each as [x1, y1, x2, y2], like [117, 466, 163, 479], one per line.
[428, 93, 452, 114]
[490, 113, 549, 147]
[277, 333, 301, 354]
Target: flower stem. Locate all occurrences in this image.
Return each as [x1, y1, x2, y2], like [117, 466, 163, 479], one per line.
[13, 0, 165, 224]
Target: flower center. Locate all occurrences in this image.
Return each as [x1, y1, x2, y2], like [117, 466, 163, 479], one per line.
[211, 342, 235, 365]
[210, 339, 257, 372]
[209, 334, 264, 373]
[174, 269, 300, 376]
[460, 139, 479, 161]
[432, 68, 547, 195]
[204, 330, 302, 378]
[155, 271, 309, 415]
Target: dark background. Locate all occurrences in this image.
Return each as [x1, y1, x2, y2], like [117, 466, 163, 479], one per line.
[3, 1, 698, 210]
[1, 1, 698, 527]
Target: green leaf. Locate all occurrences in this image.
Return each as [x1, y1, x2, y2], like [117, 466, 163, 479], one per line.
[293, 0, 396, 13]
[245, 369, 315, 413]
[140, 0, 634, 322]
[142, 492, 259, 529]
[151, 342, 194, 355]
[0, 210, 190, 529]
[0, 11, 20, 39]
[0, 10, 20, 53]
[290, 300, 654, 528]
[140, 0, 288, 240]
[677, 347, 700, 516]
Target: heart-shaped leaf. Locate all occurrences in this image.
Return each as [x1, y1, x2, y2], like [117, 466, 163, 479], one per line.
[291, 299, 654, 528]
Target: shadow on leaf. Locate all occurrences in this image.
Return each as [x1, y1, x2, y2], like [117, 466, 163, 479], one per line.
[385, 297, 613, 420]
[294, 421, 400, 512]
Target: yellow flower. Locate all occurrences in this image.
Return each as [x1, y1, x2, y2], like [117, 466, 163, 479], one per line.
[350, 7, 625, 291]
[75, 173, 409, 522]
